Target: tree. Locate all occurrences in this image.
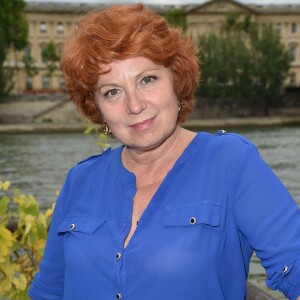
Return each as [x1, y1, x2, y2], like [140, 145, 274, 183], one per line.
[164, 8, 187, 32]
[0, 0, 28, 97]
[197, 14, 291, 116]
[41, 41, 60, 89]
[22, 54, 38, 79]
[248, 24, 291, 115]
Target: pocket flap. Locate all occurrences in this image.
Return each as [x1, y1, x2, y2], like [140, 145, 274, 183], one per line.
[58, 215, 105, 234]
[163, 202, 221, 227]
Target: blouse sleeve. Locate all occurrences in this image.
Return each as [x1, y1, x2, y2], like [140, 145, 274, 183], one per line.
[28, 169, 73, 299]
[233, 142, 300, 300]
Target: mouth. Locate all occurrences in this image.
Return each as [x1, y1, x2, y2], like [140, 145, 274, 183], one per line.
[129, 116, 156, 131]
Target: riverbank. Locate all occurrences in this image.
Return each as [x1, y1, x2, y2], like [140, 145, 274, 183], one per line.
[1, 98, 300, 133]
[1, 115, 300, 133]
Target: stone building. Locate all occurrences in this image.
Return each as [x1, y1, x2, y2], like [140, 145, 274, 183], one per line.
[6, 0, 300, 94]
[186, 0, 300, 88]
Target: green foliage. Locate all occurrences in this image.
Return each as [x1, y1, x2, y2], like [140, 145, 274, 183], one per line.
[0, 0, 28, 97]
[41, 41, 60, 82]
[0, 180, 54, 299]
[164, 8, 187, 32]
[84, 125, 110, 153]
[198, 14, 291, 115]
[22, 54, 38, 78]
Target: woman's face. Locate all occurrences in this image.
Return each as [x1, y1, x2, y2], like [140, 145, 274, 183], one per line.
[94, 56, 179, 151]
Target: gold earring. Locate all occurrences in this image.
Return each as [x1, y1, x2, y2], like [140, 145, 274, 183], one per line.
[178, 100, 182, 112]
[102, 122, 111, 135]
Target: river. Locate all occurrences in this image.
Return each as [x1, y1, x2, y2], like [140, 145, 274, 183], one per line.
[0, 126, 299, 299]
[0, 126, 299, 210]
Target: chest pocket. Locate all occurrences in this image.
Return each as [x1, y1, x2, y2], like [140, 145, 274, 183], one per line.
[57, 215, 106, 235]
[163, 202, 221, 227]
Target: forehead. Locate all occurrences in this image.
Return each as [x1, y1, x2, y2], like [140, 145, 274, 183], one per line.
[99, 56, 168, 76]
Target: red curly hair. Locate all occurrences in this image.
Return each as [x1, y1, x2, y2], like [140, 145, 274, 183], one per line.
[60, 4, 199, 124]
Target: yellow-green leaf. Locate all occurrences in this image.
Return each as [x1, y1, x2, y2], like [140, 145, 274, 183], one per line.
[38, 214, 47, 228]
[0, 226, 15, 256]
[12, 274, 27, 291]
[0, 195, 10, 215]
[24, 215, 35, 235]
[0, 180, 10, 192]
[83, 126, 95, 134]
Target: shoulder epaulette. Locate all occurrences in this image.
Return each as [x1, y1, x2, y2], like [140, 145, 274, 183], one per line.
[216, 130, 252, 145]
[77, 147, 111, 165]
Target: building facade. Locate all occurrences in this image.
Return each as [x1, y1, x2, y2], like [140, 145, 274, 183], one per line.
[6, 0, 300, 94]
[186, 0, 300, 87]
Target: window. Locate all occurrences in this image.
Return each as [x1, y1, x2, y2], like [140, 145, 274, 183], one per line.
[57, 22, 64, 35]
[42, 76, 50, 89]
[26, 77, 33, 90]
[275, 23, 281, 34]
[291, 22, 297, 34]
[23, 46, 31, 58]
[289, 43, 297, 61]
[40, 21, 47, 34]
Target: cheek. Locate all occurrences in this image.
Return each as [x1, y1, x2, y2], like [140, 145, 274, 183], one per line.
[100, 106, 125, 126]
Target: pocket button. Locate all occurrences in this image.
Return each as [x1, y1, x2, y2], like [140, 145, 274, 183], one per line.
[190, 217, 197, 224]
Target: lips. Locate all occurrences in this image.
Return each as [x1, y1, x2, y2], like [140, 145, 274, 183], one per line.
[129, 116, 156, 131]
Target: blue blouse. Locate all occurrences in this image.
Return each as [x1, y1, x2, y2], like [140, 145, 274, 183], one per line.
[29, 132, 300, 300]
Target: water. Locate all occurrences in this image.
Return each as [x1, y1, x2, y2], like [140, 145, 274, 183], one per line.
[0, 133, 120, 209]
[0, 126, 299, 299]
[0, 127, 299, 210]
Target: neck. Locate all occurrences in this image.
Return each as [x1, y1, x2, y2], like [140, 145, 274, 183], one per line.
[122, 127, 196, 176]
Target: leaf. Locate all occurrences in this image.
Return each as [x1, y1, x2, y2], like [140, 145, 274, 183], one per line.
[96, 142, 110, 150]
[83, 126, 95, 134]
[24, 215, 35, 235]
[45, 205, 54, 218]
[0, 277, 13, 294]
[38, 214, 47, 228]
[2, 181, 11, 192]
[0, 195, 10, 215]
[12, 274, 27, 291]
[0, 226, 15, 256]
[0, 181, 10, 191]
[99, 133, 107, 142]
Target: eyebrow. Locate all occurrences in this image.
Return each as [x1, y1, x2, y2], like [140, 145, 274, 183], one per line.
[97, 67, 162, 90]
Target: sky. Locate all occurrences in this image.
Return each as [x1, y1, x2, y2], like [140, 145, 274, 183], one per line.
[25, 0, 300, 5]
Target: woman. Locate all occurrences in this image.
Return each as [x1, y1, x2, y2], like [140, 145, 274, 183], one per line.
[29, 4, 300, 300]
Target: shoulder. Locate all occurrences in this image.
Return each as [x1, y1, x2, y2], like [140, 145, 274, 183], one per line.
[197, 130, 259, 162]
[69, 146, 122, 177]
[204, 130, 256, 150]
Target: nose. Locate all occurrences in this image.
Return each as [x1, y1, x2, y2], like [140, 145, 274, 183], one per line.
[126, 90, 146, 115]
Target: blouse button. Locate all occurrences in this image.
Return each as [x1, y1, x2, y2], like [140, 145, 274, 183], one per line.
[116, 253, 121, 260]
[217, 129, 227, 134]
[69, 224, 76, 230]
[190, 217, 197, 224]
[282, 266, 289, 273]
[116, 292, 122, 299]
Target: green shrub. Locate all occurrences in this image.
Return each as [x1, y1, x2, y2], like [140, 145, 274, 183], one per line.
[0, 181, 54, 299]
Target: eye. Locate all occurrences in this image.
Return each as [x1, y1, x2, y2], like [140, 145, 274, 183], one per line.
[103, 88, 120, 98]
[141, 75, 157, 85]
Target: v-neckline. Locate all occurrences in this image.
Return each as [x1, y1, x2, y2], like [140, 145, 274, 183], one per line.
[118, 133, 204, 249]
